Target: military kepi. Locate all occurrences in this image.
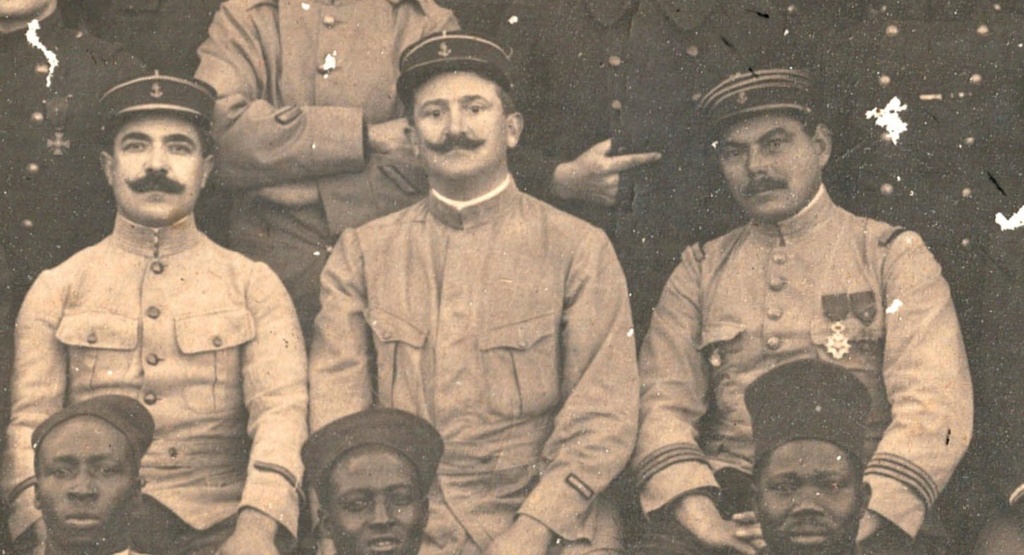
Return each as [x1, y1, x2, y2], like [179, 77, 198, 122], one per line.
[745, 359, 871, 465]
[397, 31, 512, 105]
[303, 408, 444, 495]
[100, 72, 216, 127]
[699, 69, 814, 128]
[33, 395, 155, 461]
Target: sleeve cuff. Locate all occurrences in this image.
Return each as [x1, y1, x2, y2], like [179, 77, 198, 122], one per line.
[517, 470, 595, 542]
[864, 472, 928, 538]
[638, 456, 718, 515]
[240, 463, 302, 538]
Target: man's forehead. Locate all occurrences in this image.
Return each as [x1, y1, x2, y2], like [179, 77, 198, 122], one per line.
[115, 112, 202, 140]
[721, 113, 805, 143]
[414, 71, 502, 104]
[38, 416, 129, 458]
[329, 446, 418, 488]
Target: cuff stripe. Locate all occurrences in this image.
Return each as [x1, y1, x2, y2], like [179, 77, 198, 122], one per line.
[253, 461, 300, 490]
[635, 444, 709, 486]
[866, 454, 938, 507]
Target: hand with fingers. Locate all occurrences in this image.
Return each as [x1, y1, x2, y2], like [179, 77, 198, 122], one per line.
[673, 493, 761, 555]
[551, 139, 661, 206]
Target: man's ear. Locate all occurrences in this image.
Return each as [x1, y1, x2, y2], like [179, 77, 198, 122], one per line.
[505, 112, 524, 149]
[812, 123, 833, 168]
[200, 155, 214, 191]
[100, 151, 115, 190]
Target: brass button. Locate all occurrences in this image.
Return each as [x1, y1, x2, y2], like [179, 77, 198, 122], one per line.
[610, 99, 623, 111]
[26, 163, 39, 174]
[880, 183, 894, 196]
[963, 136, 976, 146]
[146, 353, 160, 365]
[766, 336, 781, 350]
[212, 336, 223, 348]
[151, 261, 165, 274]
[994, 3, 1002, 11]
[34, 62, 49, 74]
[977, 24, 990, 36]
[961, 238, 972, 247]
[878, 74, 891, 87]
[769, 277, 787, 291]
[786, 4, 797, 13]
[772, 253, 786, 264]
[970, 73, 983, 85]
[323, 15, 336, 27]
[885, 24, 899, 37]
[21, 219, 33, 229]
[30, 111, 44, 123]
[767, 307, 783, 320]
[691, 92, 702, 102]
[143, 392, 157, 405]
[87, 332, 98, 344]
[146, 306, 161, 319]
[962, 187, 973, 199]
[168, 447, 178, 458]
[608, 55, 622, 67]
[685, 45, 699, 57]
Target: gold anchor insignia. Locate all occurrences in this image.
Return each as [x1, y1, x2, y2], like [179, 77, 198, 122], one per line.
[438, 42, 452, 58]
[47, 131, 70, 156]
[150, 82, 164, 99]
[736, 91, 748, 105]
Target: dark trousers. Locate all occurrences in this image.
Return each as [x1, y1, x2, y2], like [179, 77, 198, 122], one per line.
[632, 468, 931, 555]
[130, 496, 237, 555]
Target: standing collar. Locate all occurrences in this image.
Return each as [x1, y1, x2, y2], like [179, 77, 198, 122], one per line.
[426, 180, 519, 230]
[749, 185, 834, 240]
[431, 174, 512, 212]
[112, 214, 203, 258]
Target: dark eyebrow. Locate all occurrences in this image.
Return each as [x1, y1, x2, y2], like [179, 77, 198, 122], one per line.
[165, 134, 197, 147]
[119, 132, 152, 144]
[757, 127, 792, 142]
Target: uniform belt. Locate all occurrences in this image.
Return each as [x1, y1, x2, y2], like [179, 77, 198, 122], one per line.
[143, 438, 249, 467]
[438, 439, 541, 475]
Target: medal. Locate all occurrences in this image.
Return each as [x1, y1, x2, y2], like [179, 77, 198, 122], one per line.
[826, 321, 851, 359]
[45, 95, 70, 156]
[822, 294, 851, 359]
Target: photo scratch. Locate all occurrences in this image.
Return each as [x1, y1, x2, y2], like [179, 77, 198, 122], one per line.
[26, 19, 58, 88]
[886, 299, 903, 314]
[865, 96, 908, 145]
[995, 205, 1024, 231]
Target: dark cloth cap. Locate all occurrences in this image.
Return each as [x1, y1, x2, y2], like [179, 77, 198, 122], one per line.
[397, 31, 512, 106]
[745, 359, 871, 465]
[698, 69, 815, 131]
[100, 72, 215, 127]
[33, 395, 155, 463]
[303, 409, 444, 496]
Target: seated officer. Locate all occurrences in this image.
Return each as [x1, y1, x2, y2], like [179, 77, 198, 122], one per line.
[302, 408, 443, 555]
[631, 69, 972, 555]
[1, 74, 308, 555]
[746, 359, 873, 555]
[32, 395, 155, 555]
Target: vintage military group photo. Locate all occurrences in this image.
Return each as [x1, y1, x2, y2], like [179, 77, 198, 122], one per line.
[1, 0, 1023, 554]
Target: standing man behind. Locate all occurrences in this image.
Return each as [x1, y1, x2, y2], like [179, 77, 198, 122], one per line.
[2, 74, 308, 555]
[632, 70, 972, 555]
[32, 395, 156, 555]
[745, 360, 874, 555]
[310, 33, 640, 555]
[195, 0, 457, 339]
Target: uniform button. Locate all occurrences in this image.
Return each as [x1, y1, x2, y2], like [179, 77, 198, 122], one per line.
[963, 136, 976, 146]
[35, 62, 49, 74]
[885, 24, 899, 37]
[962, 187, 973, 198]
[87, 332, 98, 344]
[994, 3, 1002, 11]
[143, 392, 157, 405]
[962, 238, 972, 247]
[880, 183, 894, 196]
[382, 330, 392, 340]
[21, 219, 33, 229]
[685, 45, 699, 57]
[772, 253, 787, 264]
[518, 340, 528, 348]
[608, 55, 622, 67]
[323, 15, 336, 27]
[610, 99, 623, 111]
[766, 336, 781, 350]
[146, 353, 160, 365]
[977, 24, 990, 36]
[168, 447, 178, 458]
[970, 73, 983, 85]
[30, 111, 44, 123]
[150, 261, 165, 274]
[767, 307, 783, 320]
[691, 92, 702, 102]
[146, 306, 161, 319]
[786, 4, 797, 14]
[212, 336, 223, 348]
[26, 163, 39, 174]
[878, 74, 891, 87]
[769, 277, 787, 291]
[326, 245, 334, 253]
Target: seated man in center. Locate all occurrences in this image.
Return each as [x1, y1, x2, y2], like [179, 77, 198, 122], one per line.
[631, 69, 972, 555]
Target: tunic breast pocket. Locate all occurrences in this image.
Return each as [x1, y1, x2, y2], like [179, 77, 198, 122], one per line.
[366, 308, 427, 407]
[479, 313, 559, 418]
[55, 311, 139, 390]
[699, 321, 747, 374]
[175, 309, 255, 413]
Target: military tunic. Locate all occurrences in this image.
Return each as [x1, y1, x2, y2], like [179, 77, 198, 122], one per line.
[195, 0, 457, 337]
[634, 190, 972, 539]
[309, 184, 639, 554]
[1, 216, 308, 543]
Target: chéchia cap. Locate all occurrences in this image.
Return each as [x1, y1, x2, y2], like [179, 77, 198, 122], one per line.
[33, 395, 155, 463]
[303, 408, 444, 496]
[698, 68, 815, 130]
[397, 31, 513, 106]
[745, 359, 871, 465]
[100, 72, 216, 128]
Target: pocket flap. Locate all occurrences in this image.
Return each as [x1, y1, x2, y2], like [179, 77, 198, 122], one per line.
[56, 311, 138, 350]
[366, 308, 427, 347]
[175, 309, 255, 354]
[480, 313, 556, 351]
[699, 322, 745, 350]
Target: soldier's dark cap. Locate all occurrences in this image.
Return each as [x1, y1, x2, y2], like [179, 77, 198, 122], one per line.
[397, 31, 512, 105]
[100, 72, 216, 128]
[32, 395, 155, 463]
[745, 359, 871, 466]
[303, 409, 444, 496]
[698, 69, 815, 133]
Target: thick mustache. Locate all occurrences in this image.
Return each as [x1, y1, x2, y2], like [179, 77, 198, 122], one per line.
[423, 133, 486, 154]
[128, 172, 186, 194]
[742, 177, 787, 196]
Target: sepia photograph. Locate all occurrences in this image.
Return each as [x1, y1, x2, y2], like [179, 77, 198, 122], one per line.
[1, 0, 1023, 553]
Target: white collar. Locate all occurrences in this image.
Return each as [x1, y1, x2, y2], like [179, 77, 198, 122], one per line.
[431, 174, 512, 211]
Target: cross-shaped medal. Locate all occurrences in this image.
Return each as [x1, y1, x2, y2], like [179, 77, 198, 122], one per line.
[47, 131, 70, 156]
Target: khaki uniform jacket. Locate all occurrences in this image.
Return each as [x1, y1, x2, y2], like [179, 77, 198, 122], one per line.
[309, 185, 639, 553]
[2, 217, 308, 540]
[633, 191, 972, 538]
